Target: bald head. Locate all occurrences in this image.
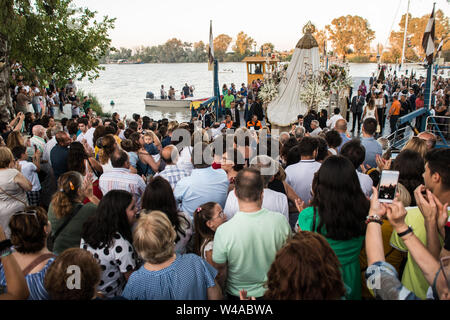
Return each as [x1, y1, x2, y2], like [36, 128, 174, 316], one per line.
[161, 145, 178, 165]
[417, 131, 437, 150]
[335, 119, 347, 133]
[32, 125, 45, 137]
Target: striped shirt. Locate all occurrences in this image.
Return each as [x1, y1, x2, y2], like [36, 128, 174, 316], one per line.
[0, 257, 55, 300]
[154, 164, 190, 189]
[99, 168, 146, 208]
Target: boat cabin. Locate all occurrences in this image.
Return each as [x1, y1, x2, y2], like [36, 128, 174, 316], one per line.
[242, 56, 279, 85]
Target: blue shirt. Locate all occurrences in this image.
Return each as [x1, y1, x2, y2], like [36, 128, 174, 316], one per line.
[162, 136, 171, 148]
[144, 143, 159, 155]
[174, 167, 229, 219]
[338, 132, 352, 152]
[122, 254, 217, 300]
[0, 257, 55, 300]
[361, 136, 382, 169]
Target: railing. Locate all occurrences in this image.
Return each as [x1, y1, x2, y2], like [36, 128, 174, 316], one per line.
[385, 125, 414, 150]
[425, 116, 449, 147]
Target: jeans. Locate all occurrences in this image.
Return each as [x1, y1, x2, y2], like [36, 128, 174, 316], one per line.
[377, 108, 386, 131]
[32, 103, 41, 116]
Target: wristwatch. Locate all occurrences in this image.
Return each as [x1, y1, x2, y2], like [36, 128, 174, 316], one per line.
[397, 226, 413, 238]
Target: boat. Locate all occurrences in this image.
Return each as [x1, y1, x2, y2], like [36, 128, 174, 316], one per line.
[144, 99, 191, 109]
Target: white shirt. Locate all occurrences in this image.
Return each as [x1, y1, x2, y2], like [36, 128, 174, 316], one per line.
[42, 136, 57, 166]
[326, 114, 344, 129]
[285, 160, 322, 205]
[19, 160, 41, 191]
[310, 127, 323, 137]
[76, 131, 88, 144]
[83, 127, 96, 149]
[357, 171, 373, 198]
[224, 188, 289, 222]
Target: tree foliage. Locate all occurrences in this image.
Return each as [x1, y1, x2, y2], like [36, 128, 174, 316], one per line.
[260, 43, 275, 56]
[3, 0, 115, 85]
[313, 29, 328, 54]
[383, 10, 449, 63]
[326, 15, 375, 57]
[213, 34, 232, 61]
[232, 31, 254, 56]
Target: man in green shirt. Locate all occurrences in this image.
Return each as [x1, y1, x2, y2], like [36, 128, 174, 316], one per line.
[390, 148, 450, 299]
[222, 90, 235, 117]
[213, 168, 291, 299]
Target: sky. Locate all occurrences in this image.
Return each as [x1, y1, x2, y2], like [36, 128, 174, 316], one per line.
[74, 0, 449, 52]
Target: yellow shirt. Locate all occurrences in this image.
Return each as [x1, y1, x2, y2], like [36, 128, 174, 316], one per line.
[390, 207, 449, 300]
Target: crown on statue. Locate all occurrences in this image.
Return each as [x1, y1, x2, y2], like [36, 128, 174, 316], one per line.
[302, 21, 316, 35]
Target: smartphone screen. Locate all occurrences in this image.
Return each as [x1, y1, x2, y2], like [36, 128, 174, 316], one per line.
[391, 151, 399, 160]
[378, 170, 400, 203]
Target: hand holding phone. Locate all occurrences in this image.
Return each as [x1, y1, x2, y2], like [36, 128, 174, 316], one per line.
[378, 170, 400, 203]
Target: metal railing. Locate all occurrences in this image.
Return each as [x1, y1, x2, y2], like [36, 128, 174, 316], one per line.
[425, 116, 449, 147]
[385, 125, 414, 150]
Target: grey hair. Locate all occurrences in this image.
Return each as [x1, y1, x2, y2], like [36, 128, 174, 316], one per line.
[249, 155, 279, 187]
[294, 126, 305, 139]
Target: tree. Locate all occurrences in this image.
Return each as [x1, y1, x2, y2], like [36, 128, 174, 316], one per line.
[232, 31, 254, 56]
[349, 16, 375, 55]
[326, 15, 375, 57]
[0, 0, 115, 120]
[213, 34, 232, 61]
[260, 43, 275, 56]
[313, 29, 328, 54]
[384, 10, 449, 63]
[192, 41, 207, 62]
[326, 16, 353, 58]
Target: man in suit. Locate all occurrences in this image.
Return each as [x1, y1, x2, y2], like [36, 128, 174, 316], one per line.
[197, 107, 212, 129]
[351, 89, 365, 135]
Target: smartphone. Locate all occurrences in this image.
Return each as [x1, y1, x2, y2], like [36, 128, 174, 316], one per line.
[390, 150, 400, 160]
[378, 170, 400, 203]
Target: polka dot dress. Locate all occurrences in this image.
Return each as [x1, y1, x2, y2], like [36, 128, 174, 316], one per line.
[81, 233, 137, 297]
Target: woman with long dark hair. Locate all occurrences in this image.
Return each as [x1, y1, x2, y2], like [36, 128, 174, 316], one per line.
[141, 176, 193, 254]
[297, 155, 369, 300]
[80, 190, 138, 298]
[67, 142, 103, 203]
[392, 149, 424, 207]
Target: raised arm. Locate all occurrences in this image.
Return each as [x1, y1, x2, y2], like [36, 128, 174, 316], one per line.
[366, 187, 388, 266]
[386, 199, 440, 285]
[414, 186, 443, 260]
[0, 226, 29, 300]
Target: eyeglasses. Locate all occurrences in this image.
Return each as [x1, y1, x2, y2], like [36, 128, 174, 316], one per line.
[211, 210, 226, 221]
[13, 210, 39, 223]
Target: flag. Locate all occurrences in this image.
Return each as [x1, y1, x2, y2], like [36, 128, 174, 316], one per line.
[422, 4, 435, 65]
[436, 38, 444, 54]
[208, 20, 214, 71]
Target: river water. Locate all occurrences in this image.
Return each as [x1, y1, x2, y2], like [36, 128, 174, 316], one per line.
[76, 62, 420, 122]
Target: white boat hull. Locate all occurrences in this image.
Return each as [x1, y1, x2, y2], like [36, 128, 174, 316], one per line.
[144, 99, 191, 109]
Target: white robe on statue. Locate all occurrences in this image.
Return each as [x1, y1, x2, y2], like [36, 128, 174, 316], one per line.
[267, 46, 320, 126]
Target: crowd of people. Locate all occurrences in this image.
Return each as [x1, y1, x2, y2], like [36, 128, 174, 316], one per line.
[349, 69, 449, 137]
[0, 68, 449, 301]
